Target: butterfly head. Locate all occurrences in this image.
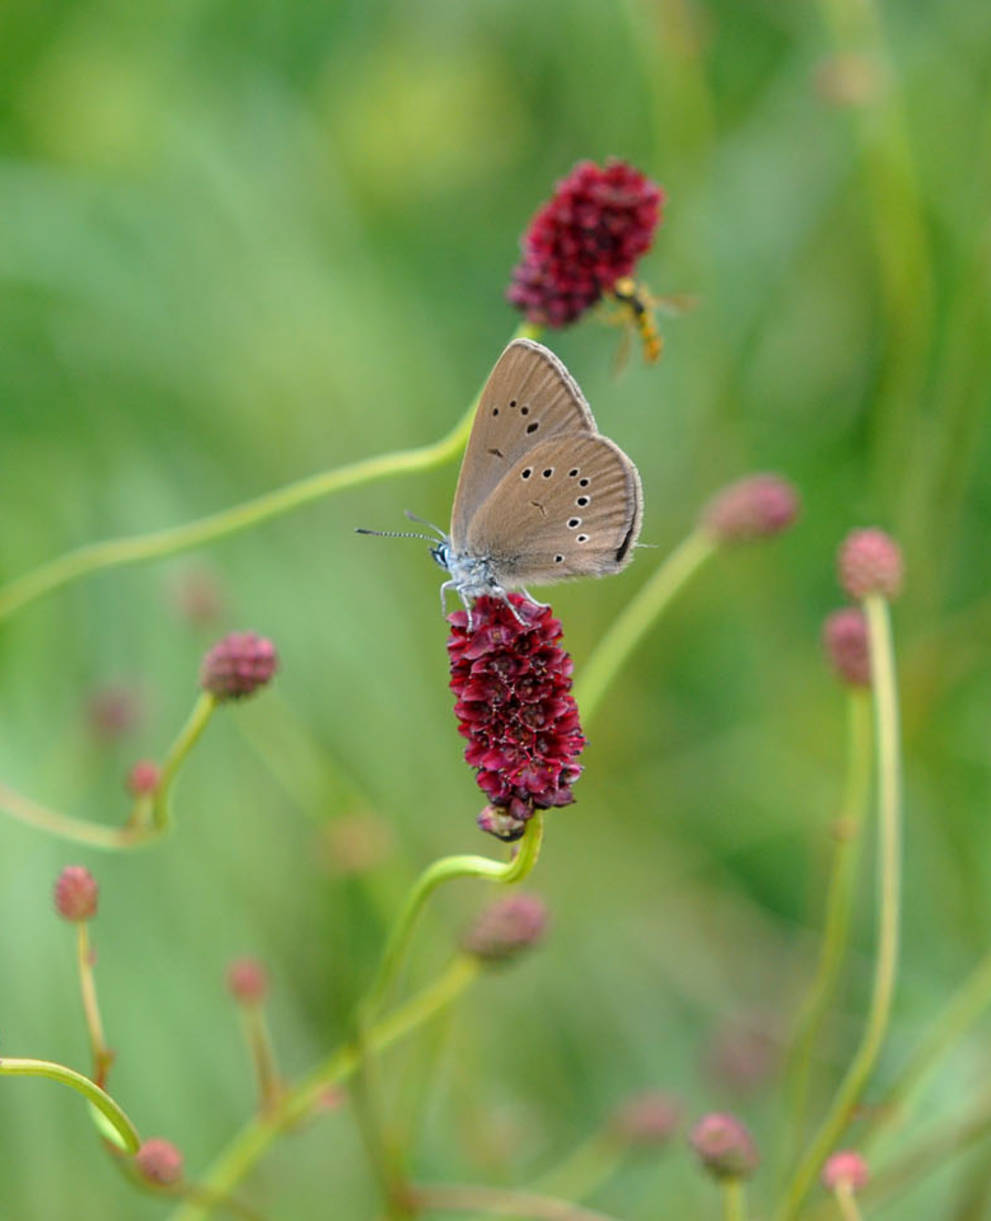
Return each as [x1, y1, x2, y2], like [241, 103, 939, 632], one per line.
[430, 540, 451, 571]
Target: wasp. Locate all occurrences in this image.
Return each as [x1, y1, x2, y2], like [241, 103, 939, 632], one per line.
[604, 277, 697, 373]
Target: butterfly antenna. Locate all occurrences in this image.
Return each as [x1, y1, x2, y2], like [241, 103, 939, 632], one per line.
[355, 528, 440, 543]
[403, 509, 447, 538]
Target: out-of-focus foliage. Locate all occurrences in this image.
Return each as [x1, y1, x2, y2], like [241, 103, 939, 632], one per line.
[1, 0, 989, 1216]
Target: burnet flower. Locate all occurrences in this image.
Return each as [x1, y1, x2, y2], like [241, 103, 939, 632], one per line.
[200, 632, 278, 701]
[507, 159, 664, 328]
[447, 595, 585, 842]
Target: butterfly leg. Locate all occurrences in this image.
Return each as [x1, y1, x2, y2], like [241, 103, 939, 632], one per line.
[439, 580, 457, 618]
[518, 586, 550, 611]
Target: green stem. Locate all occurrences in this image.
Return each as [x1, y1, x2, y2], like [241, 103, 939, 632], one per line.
[575, 529, 716, 723]
[0, 325, 542, 625]
[151, 692, 216, 832]
[0, 691, 216, 849]
[865, 948, 991, 1151]
[778, 595, 903, 1219]
[408, 1182, 620, 1220]
[533, 1131, 624, 1203]
[0, 1057, 140, 1152]
[168, 955, 481, 1221]
[77, 922, 112, 1088]
[359, 812, 544, 1023]
[834, 1182, 861, 1221]
[782, 690, 873, 1160]
[722, 1177, 747, 1221]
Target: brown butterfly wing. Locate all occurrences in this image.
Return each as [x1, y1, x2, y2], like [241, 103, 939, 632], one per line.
[464, 434, 643, 588]
[450, 340, 597, 549]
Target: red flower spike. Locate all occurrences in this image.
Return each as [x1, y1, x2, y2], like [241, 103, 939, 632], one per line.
[507, 159, 664, 328]
[447, 595, 585, 841]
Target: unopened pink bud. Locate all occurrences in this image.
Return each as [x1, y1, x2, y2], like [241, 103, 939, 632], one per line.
[200, 632, 277, 701]
[822, 1149, 869, 1193]
[54, 866, 99, 922]
[462, 893, 549, 964]
[135, 1138, 184, 1185]
[701, 474, 800, 543]
[822, 608, 871, 686]
[837, 528, 903, 599]
[226, 957, 269, 1005]
[126, 759, 161, 796]
[690, 1112, 759, 1180]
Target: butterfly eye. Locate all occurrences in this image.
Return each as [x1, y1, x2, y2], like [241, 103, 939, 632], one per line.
[577, 534, 589, 544]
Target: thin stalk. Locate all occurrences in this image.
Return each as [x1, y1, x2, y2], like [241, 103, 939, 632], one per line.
[722, 1177, 747, 1221]
[168, 955, 480, 1221]
[778, 595, 903, 1219]
[0, 1057, 140, 1152]
[408, 1182, 620, 1220]
[865, 951, 991, 1152]
[0, 691, 216, 849]
[359, 812, 543, 1023]
[0, 324, 541, 623]
[575, 529, 716, 723]
[782, 690, 873, 1160]
[834, 1182, 862, 1221]
[77, 922, 112, 1088]
[239, 1005, 282, 1114]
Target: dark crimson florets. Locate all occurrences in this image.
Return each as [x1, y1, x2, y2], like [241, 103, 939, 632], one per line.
[200, 632, 277, 701]
[448, 595, 585, 841]
[507, 159, 664, 327]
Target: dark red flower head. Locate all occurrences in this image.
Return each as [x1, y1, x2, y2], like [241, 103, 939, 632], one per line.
[54, 865, 99, 922]
[447, 595, 585, 841]
[201, 631, 277, 701]
[507, 159, 664, 328]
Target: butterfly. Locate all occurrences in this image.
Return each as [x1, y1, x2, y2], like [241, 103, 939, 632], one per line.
[360, 339, 642, 621]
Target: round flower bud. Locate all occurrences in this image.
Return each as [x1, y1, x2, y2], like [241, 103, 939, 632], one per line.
[690, 1112, 760, 1181]
[226, 957, 269, 1005]
[135, 1138, 184, 1186]
[822, 1149, 869, 1193]
[53, 866, 99, 922]
[200, 632, 277, 701]
[126, 759, 161, 797]
[822, 608, 871, 686]
[701, 474, 800, 543]
[837, 528, 903, 600]
[462, 893, 549, 964]
[611, 1091, 681, 1146]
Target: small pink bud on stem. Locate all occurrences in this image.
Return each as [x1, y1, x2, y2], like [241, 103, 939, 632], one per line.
[461, 893, 549, 964]
[690, 1112, 760, 1180]
[54, 866, 99, 922]
[126, 759, 161, 797]
[135, 1138, 184, 1186]
[823, 609, 871, 687]
[837, 529, 903, 600]
[200, 632, 277, 701]
[701, 474, 800, 544]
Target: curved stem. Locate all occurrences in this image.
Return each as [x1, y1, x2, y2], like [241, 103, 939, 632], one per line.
[359, 812, 544, 1023]
[575, 530, 716, 723]
[0, 1057, 140, 1152]
[782, 690, 873, 1160]
[0, 324, 542, 624]
[834, 1182, 861, 1221]
[0, 691, 216, 849]
[168, 955, 481, 1221]
[778, 595, 903, 1219]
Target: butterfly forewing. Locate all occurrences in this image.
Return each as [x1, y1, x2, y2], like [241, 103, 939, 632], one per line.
[450, 339, 597, 548]
[464, 434, 642, 588]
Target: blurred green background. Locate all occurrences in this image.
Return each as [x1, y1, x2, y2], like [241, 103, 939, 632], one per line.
[1, 0, 990, 1216]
